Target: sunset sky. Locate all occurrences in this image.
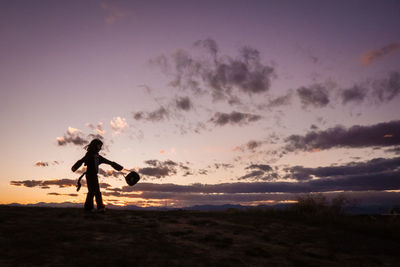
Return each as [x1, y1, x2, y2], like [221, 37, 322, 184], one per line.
[1, 0, 400, 208]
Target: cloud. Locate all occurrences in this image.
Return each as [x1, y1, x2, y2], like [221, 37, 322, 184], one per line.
[118, 167, 400, 193]
[210, 111, 262, 126]
[285, 120, 400, 151]
[110, 117, 128, 133]
[283, 157, 400, 181]
[10, 179, 76, 188]
[87, 122, 106, 136]
[266, 92, 293, 108]
[296, 84, 330, 108]
[246, 164, 273, 172]
[35, 161, 49, 167]
[56, 126, 96, 147]
[151, 39, 275, 104]
[133, 106, 169, 122]
[233, 138, 275, 153]
[12, 169, 400, 196]
[238, 164, 278, 181]
[98, 168, 120, 179]
[372, 71, 400, 103]
[175, 96, 193, 111]
[194, 38, 219, 58]
[337, 72, 400, 105]
[246, 140, 263, 151]
[340, 85, 368, 105]
[139, 167, 174, 179]
[34, 161, 61, 167]
[10, 178, 111, 189]
[213, 163, 234, 170]
[361, 43, 400, 65]
[138, 159, 192, 179]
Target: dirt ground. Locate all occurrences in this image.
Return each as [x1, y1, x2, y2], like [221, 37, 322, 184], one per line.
[0, 206, 399, 266]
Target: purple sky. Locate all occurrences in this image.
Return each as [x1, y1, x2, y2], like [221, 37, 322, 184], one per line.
[1, 0, 400, 207]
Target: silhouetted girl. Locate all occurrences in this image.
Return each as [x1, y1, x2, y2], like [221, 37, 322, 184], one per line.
[71, 139, 123, 212]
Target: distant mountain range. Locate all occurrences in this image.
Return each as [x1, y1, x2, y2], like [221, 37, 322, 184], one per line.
[4, 202, 398, 214]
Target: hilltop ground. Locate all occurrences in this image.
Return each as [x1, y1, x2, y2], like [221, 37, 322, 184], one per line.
[0, 205, 399, 266]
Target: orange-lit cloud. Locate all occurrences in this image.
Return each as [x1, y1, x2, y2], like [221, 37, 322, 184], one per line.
[110, 116, 128, 133]
[87, 122, 106, 136]
[361, 43, 400, 65]
[68, 126, 81, 134]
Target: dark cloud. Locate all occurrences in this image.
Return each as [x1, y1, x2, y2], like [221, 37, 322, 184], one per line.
[238, 170, 266, 181]
[138, 159, 192, 179]
[147, 107, 169, 121]
[246, 164, 273, 172]
[175, 96, 193, 111]
[27, 173, 394, 200]
[35, 161, 49, 167]
[283, 157, 400, 181]
[238, 164, 277, 181]
[10, 179, 76, 188]
[247, 140, 263, 151]
[266, 92, 293, 108]
[198, 169, 208, 175]
[233, 139, 270, 153]
[372, 71, 400, 103]
[139, 167, 174, 178]
[151, 39, 275, 104]
[296, 84, 330, 108]
[340, 85, 368, 105]
[56, 127, 104, 147]
[10, 179, 111, 189]
[210, 111, 262, 126]
[57, 133, 88, 146]
[98, 168, 120, 179]
[213, 163, 234, 170]
[118, 168, 400, 193]
[285, 120, 400, 151]
[133, 106, 169, 122]
[34, 161, 62, 167]
[338, 72, 400, 105]
[194, 38, 219, 58]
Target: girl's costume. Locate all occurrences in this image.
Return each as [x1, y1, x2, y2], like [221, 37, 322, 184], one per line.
[72, 152, 122, 210]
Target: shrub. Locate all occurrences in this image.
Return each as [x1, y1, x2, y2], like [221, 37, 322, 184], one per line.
[291, 193, 349, 216]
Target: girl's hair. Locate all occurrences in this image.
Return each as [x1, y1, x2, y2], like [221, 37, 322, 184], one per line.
[84, 139, 103, 153]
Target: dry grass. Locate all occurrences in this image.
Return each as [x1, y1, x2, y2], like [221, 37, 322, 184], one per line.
[0, 205, 399, 266]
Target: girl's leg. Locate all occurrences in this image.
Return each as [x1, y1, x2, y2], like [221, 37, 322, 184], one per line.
[84, 191, 94, 211]
[86, 174, 105, 210]
[94, 190, 104, 209]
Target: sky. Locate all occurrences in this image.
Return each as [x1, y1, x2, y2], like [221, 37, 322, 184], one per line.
[1, 0, 400, 208]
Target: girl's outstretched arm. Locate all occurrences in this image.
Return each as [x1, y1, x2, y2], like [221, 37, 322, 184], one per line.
[71, 156, 86, 172]
[99, 155, 124, 171]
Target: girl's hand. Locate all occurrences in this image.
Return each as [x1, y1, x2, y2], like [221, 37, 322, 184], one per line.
[111, 162, 123, 171]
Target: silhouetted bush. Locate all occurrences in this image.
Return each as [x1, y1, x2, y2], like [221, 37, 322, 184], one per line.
[291, 193, 349, 216]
